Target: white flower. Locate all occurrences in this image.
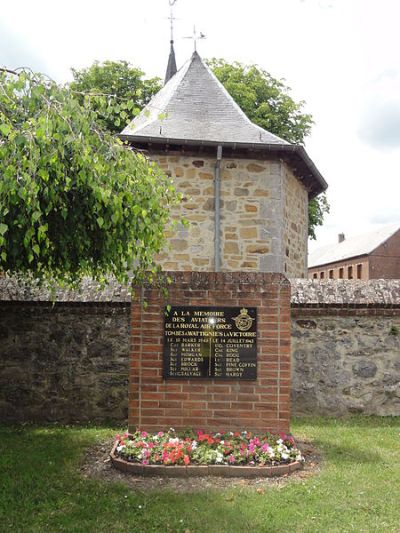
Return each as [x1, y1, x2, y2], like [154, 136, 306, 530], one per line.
[168, 437, 179, 444]
[296, 453, 304, 462]
[268, 449, 275, 458]
[277, 438, 283, 445]
[216, 452, 224, 463]
[220, 440, 225, 445]
[116, 445, 125, 452]
[191, 440, 198, 449]
[282, 452, 289, 460]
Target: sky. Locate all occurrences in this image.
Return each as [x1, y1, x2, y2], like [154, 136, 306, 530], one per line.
[1, 0, 399, 252]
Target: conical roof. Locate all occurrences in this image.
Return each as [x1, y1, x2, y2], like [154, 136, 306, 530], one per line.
[122, 51, 288, 145]
[164, 40, 177, 85]
[120, 52, 327, 198]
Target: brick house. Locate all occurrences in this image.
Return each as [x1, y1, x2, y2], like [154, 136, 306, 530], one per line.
[120, 51, 327, 278]
[308, 224, 400, 280]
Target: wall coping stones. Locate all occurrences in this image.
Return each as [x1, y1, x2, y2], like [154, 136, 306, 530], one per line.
[1, 276, 399, 306]
[291, 279, 400, 307]
[0, 276, 131, 303]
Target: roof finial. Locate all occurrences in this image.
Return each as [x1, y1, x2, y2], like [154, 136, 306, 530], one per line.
[183, 25, 206, 53]
[165, 0, 178, 85]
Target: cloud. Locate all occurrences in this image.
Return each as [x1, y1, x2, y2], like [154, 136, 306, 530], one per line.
[369, 209, 400, 225]
[359, 100, 400, 149]
[358, 69, 400, 149]
[0, 20, 47, 73]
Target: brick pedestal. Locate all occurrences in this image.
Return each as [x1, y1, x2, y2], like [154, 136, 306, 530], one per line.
[129, 272, 291, 433]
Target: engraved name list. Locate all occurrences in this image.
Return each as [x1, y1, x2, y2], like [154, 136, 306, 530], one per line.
[163, 306, 257, 379]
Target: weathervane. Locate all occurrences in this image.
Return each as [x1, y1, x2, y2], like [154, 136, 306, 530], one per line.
[183, 25, 206, 52]
[168, 0, 177, 42]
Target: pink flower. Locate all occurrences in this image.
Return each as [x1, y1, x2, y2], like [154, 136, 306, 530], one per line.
[116, 434, 121, 441]
[228, 455, 235, 464]
[142, 459, 149, 465]
[157, 431, 164, 437]
[141, 431, 148, 438]
[184, 455, 190, 465]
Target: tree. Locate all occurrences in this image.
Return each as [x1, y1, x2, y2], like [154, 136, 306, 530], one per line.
[70, 60, 161, 134]
[208, 59, 329, 238]
[0, 70, 180, 286]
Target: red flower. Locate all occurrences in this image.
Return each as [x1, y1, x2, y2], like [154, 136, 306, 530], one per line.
[184, 455, 190, 465]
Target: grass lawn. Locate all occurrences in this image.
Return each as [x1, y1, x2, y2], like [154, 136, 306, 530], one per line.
[0, 416, 399, 532]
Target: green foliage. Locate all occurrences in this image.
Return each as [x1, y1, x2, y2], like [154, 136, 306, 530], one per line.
[1, 417, 400, 531]
[70, 60, 161, 133]
[208, 58, 313, 145]
[208, 58, 329, 238]
[308, 193, 330, 240]
[0, 70, 180, 286]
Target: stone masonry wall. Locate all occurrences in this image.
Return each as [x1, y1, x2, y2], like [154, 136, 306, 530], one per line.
[154, 154, 308, 276]
[0, 302, 130, 423]
[1, 279, 398, 423]
[291, 280, 400, 416]
[283, 164, 308, 278]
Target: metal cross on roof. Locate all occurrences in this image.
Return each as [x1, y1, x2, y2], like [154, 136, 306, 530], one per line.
[168, 0, 178, 42]
[183, 25, 206, 52]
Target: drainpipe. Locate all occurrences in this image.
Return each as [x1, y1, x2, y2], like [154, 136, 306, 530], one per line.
[214, 145, 223, 272]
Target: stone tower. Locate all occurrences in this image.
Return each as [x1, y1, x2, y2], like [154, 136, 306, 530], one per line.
[120, 52, 327, 277]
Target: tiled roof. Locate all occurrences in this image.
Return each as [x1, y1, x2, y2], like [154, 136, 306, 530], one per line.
[164, 40, 177, 85]
[122, 51, 288, 145]
[308, 224, 400, 268]
[120, 52, 327, 198]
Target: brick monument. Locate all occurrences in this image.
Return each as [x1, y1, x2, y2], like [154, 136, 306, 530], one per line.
[129, 272, 291, 433]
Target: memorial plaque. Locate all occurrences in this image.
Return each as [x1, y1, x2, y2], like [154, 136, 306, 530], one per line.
[163, 306, 257, 379]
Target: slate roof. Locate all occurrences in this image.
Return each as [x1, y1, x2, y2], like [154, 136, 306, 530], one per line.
[122, 51, 288, 145]
[308, 224, 400, 268]
[120, 52, 327, 198]
[164, 40, 177, 85]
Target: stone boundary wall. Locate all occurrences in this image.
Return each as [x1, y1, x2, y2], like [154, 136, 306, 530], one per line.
[0, 302, 130, 423]
[290, 280, 400, 416]
[129, 272, 291, 434]
[0, 278, 399, 423]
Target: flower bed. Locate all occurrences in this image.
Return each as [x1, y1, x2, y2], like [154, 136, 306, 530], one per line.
[111, 429, 304, 478]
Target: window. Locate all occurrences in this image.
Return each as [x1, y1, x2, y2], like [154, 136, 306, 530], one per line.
[357, 264, 362, 279]
[339, 268, 344, 279]
[329, 269, 334, 279]
[313, 273, 318, 279]
[348, 265, 353, 279]
[320, 271, 325, 279]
